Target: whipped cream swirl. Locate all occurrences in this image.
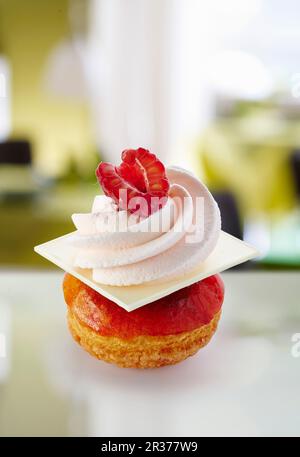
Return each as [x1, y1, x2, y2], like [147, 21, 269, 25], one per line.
[70, 167, 221, 286]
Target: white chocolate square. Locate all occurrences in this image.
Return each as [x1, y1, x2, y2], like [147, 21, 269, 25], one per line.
[34, 231, 258, 312]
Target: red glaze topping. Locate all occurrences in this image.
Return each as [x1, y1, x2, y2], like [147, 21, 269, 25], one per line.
[63, 274, 224, 339]
[96, 148, 170, 217]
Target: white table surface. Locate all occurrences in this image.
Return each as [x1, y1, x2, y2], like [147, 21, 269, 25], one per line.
[0, 270, 299, 437]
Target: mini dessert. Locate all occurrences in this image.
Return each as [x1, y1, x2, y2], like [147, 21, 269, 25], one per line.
[64, 273, 224, 368]
[64, 147, 224, 368]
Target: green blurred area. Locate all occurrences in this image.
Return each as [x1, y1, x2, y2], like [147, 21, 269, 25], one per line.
[198, 107, 298, 215]
[0, 0, 94, 177]
[0, 2, 299, 269]
[0, 0, 100, 267]
[0, 182, 98, 267]
[197, 103, 300, 268]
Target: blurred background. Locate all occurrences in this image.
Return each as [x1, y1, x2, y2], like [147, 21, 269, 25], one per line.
[0, 0, 300, 438]
[1, 0, 300, 268]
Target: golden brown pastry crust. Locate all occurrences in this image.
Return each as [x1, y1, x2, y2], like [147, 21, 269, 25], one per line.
[68, 309, 221, 368]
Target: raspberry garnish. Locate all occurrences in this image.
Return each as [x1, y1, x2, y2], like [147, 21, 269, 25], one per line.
[96, 148, 170, 217]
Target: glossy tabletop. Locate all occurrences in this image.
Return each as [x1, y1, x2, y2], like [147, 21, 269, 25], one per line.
[0, 271, 299, 437]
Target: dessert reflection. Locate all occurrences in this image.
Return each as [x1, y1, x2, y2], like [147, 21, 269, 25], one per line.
[44, 323, 273, 436]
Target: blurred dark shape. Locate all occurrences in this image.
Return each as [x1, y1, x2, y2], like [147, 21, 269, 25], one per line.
[0, 140, 32, 165]
[290, 149, 300, 200]
[213, 191, 248, 269]
[213, 191, 243, 240]
[0, 139, 42, 203]
[57, 148, 102, 185]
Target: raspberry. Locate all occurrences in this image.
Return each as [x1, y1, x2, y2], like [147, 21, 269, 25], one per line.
[96, 148, 170, 216]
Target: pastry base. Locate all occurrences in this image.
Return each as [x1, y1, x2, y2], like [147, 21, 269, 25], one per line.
[67, 309, 221, 368]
